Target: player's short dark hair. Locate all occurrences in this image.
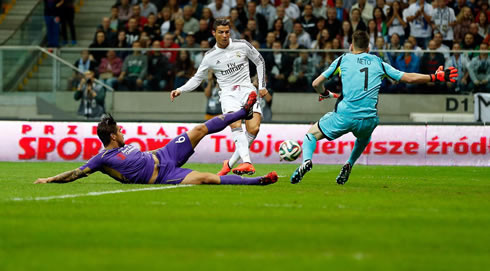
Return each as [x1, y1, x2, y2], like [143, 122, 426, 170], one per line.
[213, 18, 230, 30]
[97, 114, 118, 147]
[352, 30, 370, 50]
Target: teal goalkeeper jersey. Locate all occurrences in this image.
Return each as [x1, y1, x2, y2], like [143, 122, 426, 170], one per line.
[322, 53, 404, 118]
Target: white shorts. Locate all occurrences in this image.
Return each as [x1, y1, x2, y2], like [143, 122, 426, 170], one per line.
[220, 85, 262, 115]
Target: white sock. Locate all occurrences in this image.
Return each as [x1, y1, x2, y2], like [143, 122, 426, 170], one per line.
[231, 127, 251, 164]
[229, 131, 257, 167]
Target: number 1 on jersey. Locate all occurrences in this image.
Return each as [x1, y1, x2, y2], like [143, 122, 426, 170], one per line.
[360, 67, 368, 91]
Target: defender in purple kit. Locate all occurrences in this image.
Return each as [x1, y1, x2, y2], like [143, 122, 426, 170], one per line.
[35, 92, 278, 185]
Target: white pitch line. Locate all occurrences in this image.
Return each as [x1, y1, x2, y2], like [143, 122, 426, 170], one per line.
[10, 185, 194, 201]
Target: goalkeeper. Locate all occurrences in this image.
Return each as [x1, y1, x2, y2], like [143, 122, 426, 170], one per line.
[291, 30, 458, 185]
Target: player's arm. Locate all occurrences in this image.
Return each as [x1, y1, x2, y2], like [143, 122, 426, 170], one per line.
[312, 56, 342, 99]
[245, 41, 268, 97]
[170, 57, 209, 101]
[382, 61, 458, 84]
[34, 168, 90, 184]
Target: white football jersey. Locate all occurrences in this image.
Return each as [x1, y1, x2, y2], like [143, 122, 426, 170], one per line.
[177, 39, 266, 93]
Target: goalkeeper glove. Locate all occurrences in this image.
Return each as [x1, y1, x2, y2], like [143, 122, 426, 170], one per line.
[430, 66, 458, 83]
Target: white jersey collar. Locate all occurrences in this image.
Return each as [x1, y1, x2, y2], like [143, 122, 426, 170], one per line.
[215, 38, 233, 51]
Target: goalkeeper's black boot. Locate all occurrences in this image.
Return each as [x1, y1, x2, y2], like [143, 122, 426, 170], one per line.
[336, 162, 352, 185]
[290, 160, 312, 184]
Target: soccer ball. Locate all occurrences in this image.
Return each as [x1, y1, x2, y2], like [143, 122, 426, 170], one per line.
[279, 140, 302, 162]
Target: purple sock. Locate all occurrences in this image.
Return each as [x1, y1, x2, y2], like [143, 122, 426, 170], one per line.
[204, 109, 246, 134]
[220, 175, 263, 185]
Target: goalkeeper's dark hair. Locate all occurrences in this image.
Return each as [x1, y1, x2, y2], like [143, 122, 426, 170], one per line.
[97, 114, 118, 147]
[213, 18, 230, 30]
[352, 30, 370, 51]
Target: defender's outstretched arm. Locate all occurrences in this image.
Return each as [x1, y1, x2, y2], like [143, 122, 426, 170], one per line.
[35, 168, 88, 184]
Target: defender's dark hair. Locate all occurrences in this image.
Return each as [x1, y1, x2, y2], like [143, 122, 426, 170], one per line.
[213, 18, 230, 30]
[352, 30, 370, 50]
[97, 114, 118, 147]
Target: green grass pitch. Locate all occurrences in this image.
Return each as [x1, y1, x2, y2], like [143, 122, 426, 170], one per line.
[1, 162, 489, 271]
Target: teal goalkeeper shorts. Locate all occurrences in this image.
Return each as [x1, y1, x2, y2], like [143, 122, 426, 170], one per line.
[317, 112, 379, 140]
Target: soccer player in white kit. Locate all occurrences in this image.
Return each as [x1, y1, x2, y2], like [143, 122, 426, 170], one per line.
[170, 18, 268, 176]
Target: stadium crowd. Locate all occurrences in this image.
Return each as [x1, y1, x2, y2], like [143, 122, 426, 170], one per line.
[66, 0, 489, 98]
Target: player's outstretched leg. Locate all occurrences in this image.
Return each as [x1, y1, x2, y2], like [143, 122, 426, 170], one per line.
[204, 91, 257, 134]
[336, 136, 370, 185]
[290, 133, 317, 184]
[182, 170, 278, 185]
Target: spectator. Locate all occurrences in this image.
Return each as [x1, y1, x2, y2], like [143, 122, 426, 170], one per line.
[165, 0, 183, 21]
[265, 40, 293, 93]
[312, 0, 327, 19]
[271, 18, 288, 45]
[183, 5, 199, 34]
[98, 50, 123, 90]
[118, 41, 147, 91]
[340, 21, 353, 49]
[373, 7, 388, 38]
[450, 0, 466, 16]
[395, 41, 420, 74]
[476, 2, 490, 25]
[189, 0, 203, 20]
[461, 33, 480, 59]
[184, 32, 200, 60]
[284, 33, 305, 62]
[257, 0, 276, 31]
[374, 36, 392, 63]
[241, 20, 256, 42]
[407, 35, 424, 58]
[477, 12, 489, 39]
[204, 71, 222, 120]
[229, 8, 244, 39]
[109, 5, 121, 33]
[431, 0, 456, 48]
[387, 33, 402, 62]
[68, 50, 96, 90]
[138, 33, 152, 51]
[158, 7, 173, 37]
[89, 31, 109, 65]
[331, 38, 343, 58]
[420, 40, 447, 93]
[232, 0, 248, 27]
[433, 32, 450, 60]
[193, 39, 210, 69]
[207, 0, 230, 19]
[145, 40, 171, 91]
[467, 43, 490, 92]
[246, 1, 268, 40]
[335, 0, 350, 22]
[271, 6, 293, 33]
[195, 19, 213, 44]
[114, 30, 130, 59]
[74, 70, 105, 119]
[173, 17, 187, 45]
[404, 0, 434, 48]
[350, 8, 367, 32]
[291, 51, 316, 92]
[161, 33, 180, 64]
[299, 4, 318, 39]
[445, 42, 470, 93]
[375, 0, 390, 17]
[469, 23, 484, 45]
[282, 0, 300, 21]
[262, 32, 276, 51]
[44, 0, 62, 48]
[117, 0, 133, 24]
[367, 19, 378, 49]
[173, 50, 195, 89]
[351, 0, 374, 25]
[386, 1, 407, 40]
[143, 13, 161, 42]
[126, 17, 141, 46]
[292, 23, 312, 49]
[201, 7, 215, 30]
[312, 28, 331, 50]
[139, 0, 158, 18]
[97, 17, 117, 45]
[60, 0, 76, 46]
[326, 7, 342, 39]
[454, 6, 473, 44]
[131, 4, 148, 30]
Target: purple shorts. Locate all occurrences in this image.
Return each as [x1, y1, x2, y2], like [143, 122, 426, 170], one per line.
[154, 133, 194, 184]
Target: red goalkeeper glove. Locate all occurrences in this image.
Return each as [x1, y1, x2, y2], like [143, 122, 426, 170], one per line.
[319, 90, 340, 101]
[430, 66, 458, 83]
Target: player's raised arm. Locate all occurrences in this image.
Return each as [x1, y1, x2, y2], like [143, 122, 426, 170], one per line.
[34, 168, 90, 184]
[400, 65, 458, 84]
[312, 55, 343, 96]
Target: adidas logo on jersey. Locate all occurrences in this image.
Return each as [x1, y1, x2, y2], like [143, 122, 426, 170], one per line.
[216, 60, 221, 64]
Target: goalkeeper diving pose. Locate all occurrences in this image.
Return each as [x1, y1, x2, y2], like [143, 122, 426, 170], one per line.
[291, 30, 458, 185]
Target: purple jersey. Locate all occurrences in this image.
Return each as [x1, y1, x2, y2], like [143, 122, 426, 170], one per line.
[80, 144, 155, 184]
